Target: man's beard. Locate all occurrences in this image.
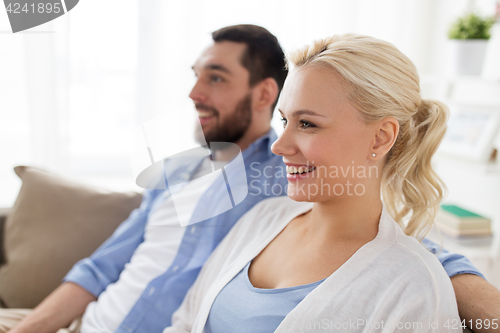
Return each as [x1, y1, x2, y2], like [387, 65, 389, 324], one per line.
[194, 93, 252, 146]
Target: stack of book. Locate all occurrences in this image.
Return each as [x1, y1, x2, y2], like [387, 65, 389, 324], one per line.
[435, 204, 492, 238]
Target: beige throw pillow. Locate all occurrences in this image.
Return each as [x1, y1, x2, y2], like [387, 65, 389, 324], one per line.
[0, 166, 142, 308]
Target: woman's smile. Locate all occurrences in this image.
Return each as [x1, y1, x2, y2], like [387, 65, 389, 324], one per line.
[285, 163, 317, 180]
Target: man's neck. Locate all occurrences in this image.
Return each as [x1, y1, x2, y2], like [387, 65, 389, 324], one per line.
[212, 124, 271, 161]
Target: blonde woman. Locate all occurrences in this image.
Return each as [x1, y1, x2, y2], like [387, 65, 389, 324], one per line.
[163, 35, 461, 333]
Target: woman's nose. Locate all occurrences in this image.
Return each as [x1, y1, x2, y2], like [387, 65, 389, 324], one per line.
[271, 128, 298, 157]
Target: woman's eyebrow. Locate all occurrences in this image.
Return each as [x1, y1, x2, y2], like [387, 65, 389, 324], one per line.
[278, 109, 326, 117]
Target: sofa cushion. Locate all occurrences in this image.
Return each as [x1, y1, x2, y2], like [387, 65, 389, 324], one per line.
[0, 209, 8, 267]
[0, 166, 142, 308]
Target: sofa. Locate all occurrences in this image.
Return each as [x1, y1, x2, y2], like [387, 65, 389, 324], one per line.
[0, 166, 142, 309]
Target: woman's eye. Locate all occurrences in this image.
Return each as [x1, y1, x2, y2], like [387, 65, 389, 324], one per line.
[299, 120, 316, 129]
[280, 117, 287, 128]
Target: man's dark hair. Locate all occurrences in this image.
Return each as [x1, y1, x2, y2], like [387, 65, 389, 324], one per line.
[212, 24, 288, 112]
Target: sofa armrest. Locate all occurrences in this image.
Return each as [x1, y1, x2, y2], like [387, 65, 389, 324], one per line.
[0, 208, 10, 267]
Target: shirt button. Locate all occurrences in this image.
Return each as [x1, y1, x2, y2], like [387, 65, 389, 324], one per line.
[148, 287, 155, 296]
[190, 226, 196, 234]
[172, 265, 179, 272]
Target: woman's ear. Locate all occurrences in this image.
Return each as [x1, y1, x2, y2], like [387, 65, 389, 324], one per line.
[252, 78, 279, 113]
[370, 117, 399, 160]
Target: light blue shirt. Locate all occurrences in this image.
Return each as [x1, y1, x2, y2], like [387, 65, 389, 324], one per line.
[63, 129, 484, 333]
[205, 262, 324, 333]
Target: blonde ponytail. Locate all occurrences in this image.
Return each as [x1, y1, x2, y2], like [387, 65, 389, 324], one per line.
[289, 34, 449, 239]
[382, 100, 449, 239]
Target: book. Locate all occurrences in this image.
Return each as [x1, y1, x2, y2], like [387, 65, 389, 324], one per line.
[435, 204, 492, 238]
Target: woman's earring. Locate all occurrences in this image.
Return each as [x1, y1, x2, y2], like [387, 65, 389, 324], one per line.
[372, 153, 376, 157]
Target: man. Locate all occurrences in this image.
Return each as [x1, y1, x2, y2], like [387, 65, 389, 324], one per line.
[3, 25, 499, 333]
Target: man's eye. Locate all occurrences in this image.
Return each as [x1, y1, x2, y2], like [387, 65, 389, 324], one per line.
[210, 75, 223, 83]
[280, 117, 287, 128]
[299, 120, 316, 129]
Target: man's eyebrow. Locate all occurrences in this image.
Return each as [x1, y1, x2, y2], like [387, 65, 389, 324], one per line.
[206, 64, 232, 74]
[191, 64, 232, 75]
[278, 109, 326, 118]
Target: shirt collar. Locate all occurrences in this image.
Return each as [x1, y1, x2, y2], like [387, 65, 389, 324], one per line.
[242, 128, 277, 160]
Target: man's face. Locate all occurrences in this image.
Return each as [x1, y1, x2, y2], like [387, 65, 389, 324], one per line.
[190, 41, 253, 145]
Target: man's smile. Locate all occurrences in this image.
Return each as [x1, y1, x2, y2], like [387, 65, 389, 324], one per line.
[197, 110, 216, 125]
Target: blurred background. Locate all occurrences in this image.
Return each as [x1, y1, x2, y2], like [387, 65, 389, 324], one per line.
[1, 0, 500, 283]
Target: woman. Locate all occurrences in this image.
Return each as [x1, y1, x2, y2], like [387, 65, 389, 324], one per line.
[163, 34, 462, 333]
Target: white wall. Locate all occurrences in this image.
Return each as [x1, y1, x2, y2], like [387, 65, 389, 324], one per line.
[1, 0, 499, 207]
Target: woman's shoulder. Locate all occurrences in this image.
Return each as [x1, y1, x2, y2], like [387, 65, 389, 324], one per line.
[392, 230, 449, 281]
[377, 209, 451, 283]
[371, 211, 457, 305]
[379, 226, 457, 306]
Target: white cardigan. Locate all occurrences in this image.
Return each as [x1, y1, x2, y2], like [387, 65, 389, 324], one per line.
[164, 196, 461, 333]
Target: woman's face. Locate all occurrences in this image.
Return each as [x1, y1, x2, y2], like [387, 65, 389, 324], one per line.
[272, 66, 379, 203]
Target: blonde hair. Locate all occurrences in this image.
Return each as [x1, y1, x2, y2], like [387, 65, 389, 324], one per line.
[289, 34, 448, 239]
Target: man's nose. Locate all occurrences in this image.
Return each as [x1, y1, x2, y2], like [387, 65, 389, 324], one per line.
[271, 128, 298, 157]
[189, 79, 207, 103]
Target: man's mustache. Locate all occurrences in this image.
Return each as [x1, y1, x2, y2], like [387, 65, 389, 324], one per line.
[195, 103, 219, 116]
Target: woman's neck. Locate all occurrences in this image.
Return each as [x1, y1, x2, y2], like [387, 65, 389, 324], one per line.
[305, 191, 383, 245]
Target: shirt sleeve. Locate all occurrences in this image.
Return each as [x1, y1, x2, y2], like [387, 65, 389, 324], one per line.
[63, 189, 162, 297]
[422, 238, 485, 280]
